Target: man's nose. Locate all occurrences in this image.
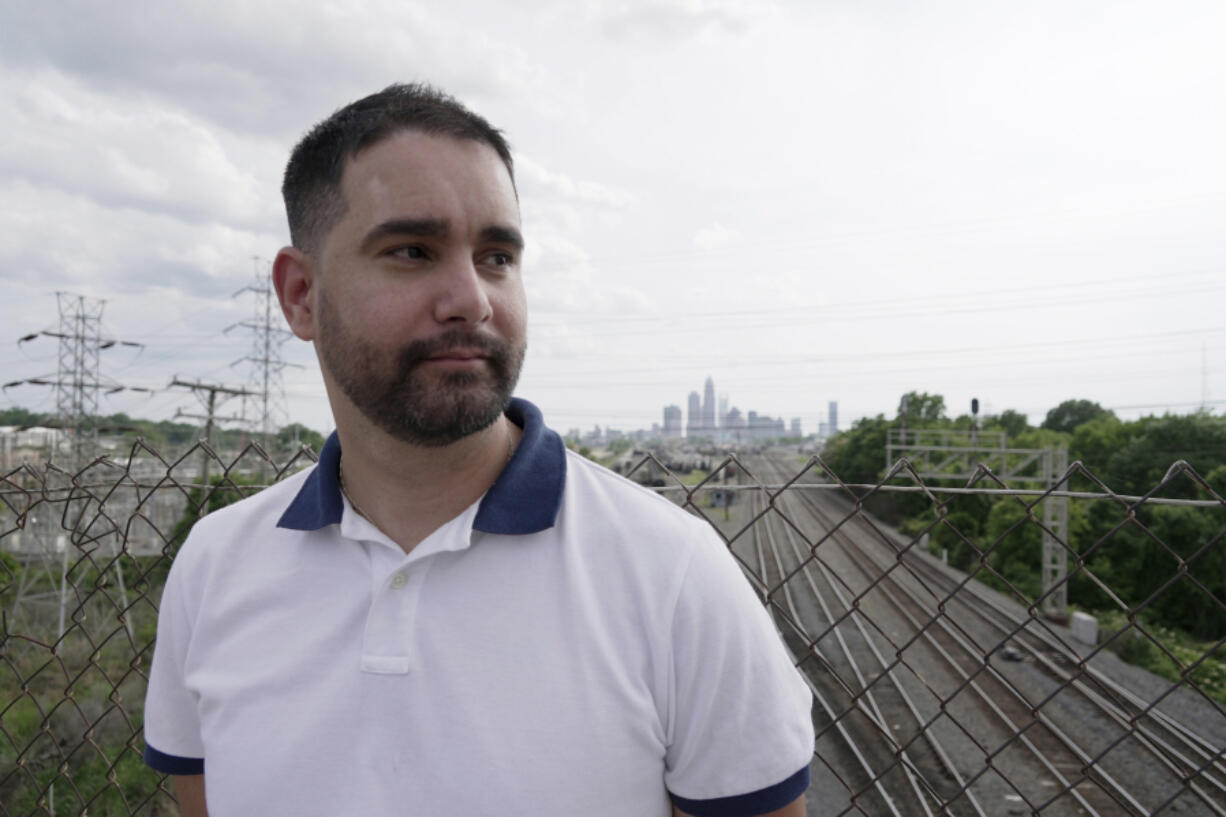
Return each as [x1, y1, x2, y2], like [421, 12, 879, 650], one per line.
[432, 257, 493, 325]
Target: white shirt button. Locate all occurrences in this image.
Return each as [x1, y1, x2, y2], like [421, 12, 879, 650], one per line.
[390, 573, 407, 589]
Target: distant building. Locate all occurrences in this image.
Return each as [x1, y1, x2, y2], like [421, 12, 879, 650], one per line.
[828, 401, 839, 435]
[718, 394, 729, 428]
[818, 422, 829, 438]
[663, 405, 683, 438]
[745, 411, 786, 441]
[686, 391, 702, 438]
[724, 407, 745, 441]
[702, 377, 716, 433]
[0, 426, 64, 469]
[790, 418, 802, 437]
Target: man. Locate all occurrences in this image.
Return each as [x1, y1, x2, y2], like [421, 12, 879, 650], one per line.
[143, 83, 813, 817]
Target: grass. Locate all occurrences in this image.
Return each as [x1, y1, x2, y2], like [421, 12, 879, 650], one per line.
[1095, 609, 1226, 704]
[1, 557, 170, 816]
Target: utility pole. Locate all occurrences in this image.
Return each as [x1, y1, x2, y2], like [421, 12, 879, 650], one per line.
[170, 378, 256, 513]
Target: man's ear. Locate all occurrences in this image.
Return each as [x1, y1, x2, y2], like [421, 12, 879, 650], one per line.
[273, 246, 317, 341]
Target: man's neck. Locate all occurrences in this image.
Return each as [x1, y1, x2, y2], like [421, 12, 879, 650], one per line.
[334, 414, 520, 554]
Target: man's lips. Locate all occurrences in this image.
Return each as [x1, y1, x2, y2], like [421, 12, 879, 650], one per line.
[422, 349, 490, 365]
[426, 349, 487, 360]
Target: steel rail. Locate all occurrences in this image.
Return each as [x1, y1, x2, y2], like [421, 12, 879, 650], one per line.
[894, 542, 1226, 814]
[748, 494, 906, 817]
[761, 491, 988, 817]
[755, 455, 1141, 816]
[820, 476, 1226, 811]
[757, 497, 947, 817]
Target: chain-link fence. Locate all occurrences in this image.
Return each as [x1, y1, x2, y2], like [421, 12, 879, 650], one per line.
[2, 441, 1224, 816]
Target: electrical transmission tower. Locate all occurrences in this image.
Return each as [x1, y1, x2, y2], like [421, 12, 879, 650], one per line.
[56, 293, 103, 462]
[227, 258, 297, 448]
[3, 293, 146, 649]
[5, 292, 146, 467]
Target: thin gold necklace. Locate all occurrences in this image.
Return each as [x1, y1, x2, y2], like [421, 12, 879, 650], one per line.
[338, 432, 515, 522]
[338, 459, 374, 521]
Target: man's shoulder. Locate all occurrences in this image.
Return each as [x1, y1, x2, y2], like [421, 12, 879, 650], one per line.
[560, 449, 716, 536]
[564, 448, 678, 503]
[175, 465, 316, 561]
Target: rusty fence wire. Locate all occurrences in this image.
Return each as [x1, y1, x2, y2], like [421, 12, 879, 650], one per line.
[2, 441, 1225, 816]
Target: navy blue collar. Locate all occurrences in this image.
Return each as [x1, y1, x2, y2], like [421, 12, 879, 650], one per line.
[276, 398, 566, 535]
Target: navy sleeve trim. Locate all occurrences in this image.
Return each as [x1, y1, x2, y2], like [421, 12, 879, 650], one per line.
[669, 765, 810, 817]
[143, 744, 205, 775]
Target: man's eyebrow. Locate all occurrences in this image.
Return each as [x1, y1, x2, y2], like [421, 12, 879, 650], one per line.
[358, 219, 524, 253]
[480, 225, 525, 251]
[359, 218, 449, 253]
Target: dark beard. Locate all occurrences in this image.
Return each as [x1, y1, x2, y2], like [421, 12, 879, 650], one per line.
[318, 294, 524, 447]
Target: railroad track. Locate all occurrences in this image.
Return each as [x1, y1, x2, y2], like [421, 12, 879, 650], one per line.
[734, 452, 1226, 817]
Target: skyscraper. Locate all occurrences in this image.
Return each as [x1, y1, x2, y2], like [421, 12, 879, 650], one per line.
[702, 377, 716, 433]
[686, 391, 701, 438]
[663, 405, 683, 438]
[828, 401, 839, 435]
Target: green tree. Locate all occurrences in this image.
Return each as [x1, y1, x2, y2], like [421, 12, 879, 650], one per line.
[992, 409, 1030, 439]
[278, 422, 327, 453]
[1042, 399, 1113, 434]
[822, 415, 890, 485]
[1104, 413, 1226, 497]
[981, 498, 1043, 599]
[1206, 464, 1226, 499]
[928, 508, 984, 572]
[1070, 414, 1127, 471]
[1134, 502, 1226, 639]
[897, 391, 946, 423]
[0, 407, 52, 427]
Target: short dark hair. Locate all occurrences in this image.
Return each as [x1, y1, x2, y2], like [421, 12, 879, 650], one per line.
[282, 83, 514, 253]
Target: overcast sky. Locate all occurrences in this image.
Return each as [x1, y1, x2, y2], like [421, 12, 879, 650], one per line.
[2, 0, 1224, 440]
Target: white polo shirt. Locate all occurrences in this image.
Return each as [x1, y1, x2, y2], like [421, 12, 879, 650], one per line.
[144, 398, 813, 816]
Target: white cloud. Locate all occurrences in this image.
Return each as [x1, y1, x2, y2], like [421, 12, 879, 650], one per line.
[524, 232, 655, 319]
[583, 0, 777, 39]
[692, 221, 742, 252]
[0, 179, 276, 298]
[517, 155, 636, 210]
[0, 70, 279, 232]
[0, 0, 559, 138]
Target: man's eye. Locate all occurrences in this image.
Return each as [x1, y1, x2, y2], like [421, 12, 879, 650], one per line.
[484, 252, 514, 267]
[390, 246, 427, 260]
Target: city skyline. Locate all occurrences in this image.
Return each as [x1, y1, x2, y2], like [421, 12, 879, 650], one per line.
[669, 375, 832, 443]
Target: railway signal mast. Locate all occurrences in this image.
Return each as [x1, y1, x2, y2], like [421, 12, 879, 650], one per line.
[886, 398, 1070, 620]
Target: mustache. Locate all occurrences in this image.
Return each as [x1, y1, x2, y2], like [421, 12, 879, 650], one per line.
[397, 329, 512, 367]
